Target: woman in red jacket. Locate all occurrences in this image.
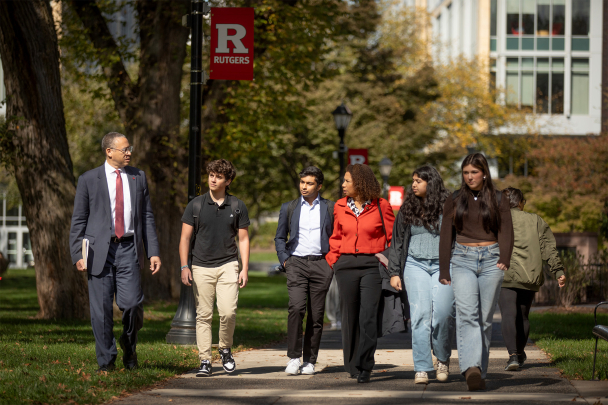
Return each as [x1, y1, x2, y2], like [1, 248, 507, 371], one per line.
[326, 164, 395, 383]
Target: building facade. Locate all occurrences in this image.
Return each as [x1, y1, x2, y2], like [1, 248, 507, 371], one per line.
[0, 193, 33, 268]
[424, 0, 602, 136]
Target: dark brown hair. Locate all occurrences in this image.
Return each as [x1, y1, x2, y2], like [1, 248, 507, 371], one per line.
[400, 165, 450, 231]
[206, 159, 237, 191]
[454, 153, 501, 234]
[344, 164, 381, 202]
[503, 187, 525, 209]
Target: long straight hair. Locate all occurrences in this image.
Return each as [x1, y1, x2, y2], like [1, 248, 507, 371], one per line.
[400, 165, 450, 231]
[454, 153, 501, 234]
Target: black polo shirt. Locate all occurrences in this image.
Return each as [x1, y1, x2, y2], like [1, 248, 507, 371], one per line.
[182, 192, 250, 267]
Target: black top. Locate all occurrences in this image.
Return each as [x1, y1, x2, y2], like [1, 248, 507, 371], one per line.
[182, 193, 250, 267]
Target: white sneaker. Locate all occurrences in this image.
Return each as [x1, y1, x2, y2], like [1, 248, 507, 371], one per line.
[285, 358, 301, 375]
[414, 371, 429, 384]
[436, 360, 449, 382]
[301, 362, 315, 375]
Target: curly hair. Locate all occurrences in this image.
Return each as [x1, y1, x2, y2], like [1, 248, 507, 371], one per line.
[344, 164, 381, 201]
[503, 186, 524, 209]
[399, 165, 450, 231]
[206, 159, 237, 191]
[454, 153, 501, 234]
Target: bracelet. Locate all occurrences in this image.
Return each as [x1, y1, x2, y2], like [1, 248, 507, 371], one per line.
[180, 265, 189, 271]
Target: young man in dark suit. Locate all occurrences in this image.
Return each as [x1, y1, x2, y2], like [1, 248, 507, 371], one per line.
[70, 132, 161, 373]
[274, 166, 334, 375]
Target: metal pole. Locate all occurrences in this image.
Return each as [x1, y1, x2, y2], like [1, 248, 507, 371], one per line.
[166, 0, 207, 345]
[382, 176, 389, 199]
[338, 128, 345, 199]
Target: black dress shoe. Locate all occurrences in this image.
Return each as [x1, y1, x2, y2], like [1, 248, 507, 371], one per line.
[357, 370, 371, 383]
[349, 373, 359, 379]
[97, 364, 116, 373]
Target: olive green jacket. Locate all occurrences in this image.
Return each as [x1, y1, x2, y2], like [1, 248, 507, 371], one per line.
[502, 209, 565, 291]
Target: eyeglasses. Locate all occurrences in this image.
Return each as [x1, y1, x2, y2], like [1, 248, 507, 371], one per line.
[110, 146, 134, 154]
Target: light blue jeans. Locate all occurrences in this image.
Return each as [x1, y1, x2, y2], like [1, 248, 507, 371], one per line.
[403, 256, 455, 372]
[451, 242, 504, 378]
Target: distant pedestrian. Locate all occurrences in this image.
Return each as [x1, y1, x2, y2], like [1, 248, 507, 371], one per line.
[179, 159, 250, 377]
[326, 164, 396, 384]
[499, 187, 566, 371]
[69, 132, 161, 373]
[439, 153, 514, 391]
[388, 165, 455, 385]
[274, 166, 335, 376]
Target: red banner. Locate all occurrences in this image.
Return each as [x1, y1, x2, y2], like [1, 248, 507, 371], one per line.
[347, 149, 368, 165]
[210, 8, 254, 81]
[388, 186, 405, 210]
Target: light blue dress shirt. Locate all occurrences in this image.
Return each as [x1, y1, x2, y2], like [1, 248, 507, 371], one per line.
[292, 195, 322, 256]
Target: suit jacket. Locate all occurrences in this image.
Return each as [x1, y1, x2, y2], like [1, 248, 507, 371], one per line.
[69, 164, 160, 276]
[274, 196, 334, 267]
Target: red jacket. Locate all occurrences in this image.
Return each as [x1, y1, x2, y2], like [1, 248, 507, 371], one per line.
[326, 197, 395, 268]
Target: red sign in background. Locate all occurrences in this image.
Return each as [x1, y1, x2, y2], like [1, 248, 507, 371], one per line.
[210, 8, 254, 81]
[347, 149, 368, 165]
[388, 186, 405, 210]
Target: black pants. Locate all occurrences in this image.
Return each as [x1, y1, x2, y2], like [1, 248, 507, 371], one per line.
[498, 287, 536, 355]
[334, 254, 383, 374]
[88, 240, 144, 367]
[286, 256, 333, 363]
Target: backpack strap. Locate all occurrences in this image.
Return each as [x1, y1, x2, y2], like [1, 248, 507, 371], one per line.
[377, 198, 389, 249]
[230, 195, 240, 232]
[286, 198, 299, 238]
[188, 194, 205, 266]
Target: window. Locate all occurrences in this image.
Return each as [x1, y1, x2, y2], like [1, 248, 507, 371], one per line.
[490, 0, 497, 51]
[506, 57, 565, 115]
[8, 232, 17, 264]
[571, 59, 590, 115]
[23, 233, 33, 267]
[490, 58, 497, 90]
[506, 0, 567, 51]
[572, 0, 590, 51]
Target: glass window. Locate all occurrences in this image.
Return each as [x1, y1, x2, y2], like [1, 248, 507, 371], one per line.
[537, 0, 551, 36]
[522, 1, 535, 35]
[490, 58, 497, 90]
[490, 0, 497, 36]
[22, 233, 34, 267]
[571, 59, 590, 115]
[507, 0, 520, 35]
[572, 0, 590, 36]
[6, 205, 18, 217]
[506, 58, 519, 106]
[552, 0, 565, 36]
[8, 232, 17, 264]
[551, 58, 564, 114]
[536, 58, 550, 114]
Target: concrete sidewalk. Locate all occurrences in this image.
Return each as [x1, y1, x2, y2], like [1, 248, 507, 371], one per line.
[115, 307, 608, 405]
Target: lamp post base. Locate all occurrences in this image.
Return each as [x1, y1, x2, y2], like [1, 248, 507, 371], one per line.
[166, 282, 198, 345]
[165, 326, 197, 345]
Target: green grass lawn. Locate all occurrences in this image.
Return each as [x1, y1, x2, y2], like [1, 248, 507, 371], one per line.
[249, 251, 279, 263]
[0, 269, 288, 405]
[529, 311, 608, 380]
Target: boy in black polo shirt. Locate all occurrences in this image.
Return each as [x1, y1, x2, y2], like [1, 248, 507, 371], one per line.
[179, 159, 250, 377]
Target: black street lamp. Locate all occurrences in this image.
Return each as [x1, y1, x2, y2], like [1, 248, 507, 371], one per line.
[332, 102, 353, 198]
[166, 0, 210, 345]
[379, 157, 393, 200]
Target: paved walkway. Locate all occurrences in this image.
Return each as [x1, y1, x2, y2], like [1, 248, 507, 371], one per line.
[116, 308, 608, 405]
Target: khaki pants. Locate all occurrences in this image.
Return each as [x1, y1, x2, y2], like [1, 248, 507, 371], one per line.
[192, 261, 239, 361]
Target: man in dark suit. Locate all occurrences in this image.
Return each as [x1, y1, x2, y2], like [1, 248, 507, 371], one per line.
[274, 166, 334, 375]
[70, 132, 161, 373]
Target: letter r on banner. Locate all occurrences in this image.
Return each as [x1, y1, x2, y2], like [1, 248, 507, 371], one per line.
[215, 24, 249, 54]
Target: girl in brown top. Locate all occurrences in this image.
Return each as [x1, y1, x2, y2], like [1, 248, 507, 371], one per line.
[438, 153, 513, 391]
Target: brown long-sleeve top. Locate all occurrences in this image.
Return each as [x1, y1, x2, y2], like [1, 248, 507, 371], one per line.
[438, 191, 514, 281]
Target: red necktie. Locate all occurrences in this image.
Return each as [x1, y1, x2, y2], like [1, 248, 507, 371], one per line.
[115, 169, 124, 239]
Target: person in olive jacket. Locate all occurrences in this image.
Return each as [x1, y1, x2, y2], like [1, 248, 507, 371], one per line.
[499, 187, 566, 372]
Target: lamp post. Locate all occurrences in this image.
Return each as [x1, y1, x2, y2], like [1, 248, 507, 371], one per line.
[166, 0, 210, 345]
[379, 157, 393, 200]
[331, 102, 353, 198]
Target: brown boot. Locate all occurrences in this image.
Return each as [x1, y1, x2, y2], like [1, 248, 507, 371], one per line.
[464, 367, 482, 391]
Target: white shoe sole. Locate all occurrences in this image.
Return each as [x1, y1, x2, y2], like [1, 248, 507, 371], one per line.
[301, 370, 315, 375]
[436, 373, 448, 382]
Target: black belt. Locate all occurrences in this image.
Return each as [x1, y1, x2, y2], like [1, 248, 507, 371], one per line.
[111, 235, 134, 243]
[293, 255, 325, 261]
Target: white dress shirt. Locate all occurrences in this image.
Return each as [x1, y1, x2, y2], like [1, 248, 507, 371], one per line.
[105, 161, 134, 237]
[292, 195, 322, 256]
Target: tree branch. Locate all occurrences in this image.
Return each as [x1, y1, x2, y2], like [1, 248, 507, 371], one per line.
[68, 0, 137, 126]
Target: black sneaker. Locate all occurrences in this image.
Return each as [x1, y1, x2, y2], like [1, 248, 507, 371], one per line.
[505, 354, 519, 371]
[219, 348, 236, 373]
[518, 351, 527, 368]
[196, 360, 212, 377]
[97, 363, 116, 373]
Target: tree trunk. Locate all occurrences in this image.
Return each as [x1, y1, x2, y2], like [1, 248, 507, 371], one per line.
[0, 1, 89, 318]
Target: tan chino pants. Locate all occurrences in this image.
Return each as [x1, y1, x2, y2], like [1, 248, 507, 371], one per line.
[192, 261, 240, 361]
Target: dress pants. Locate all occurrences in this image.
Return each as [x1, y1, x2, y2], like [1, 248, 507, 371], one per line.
[498, 287, 536, 355]
[88, 240, 144, 367]
[286, 256, 333, 364]
[334, 254, 383, 375]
